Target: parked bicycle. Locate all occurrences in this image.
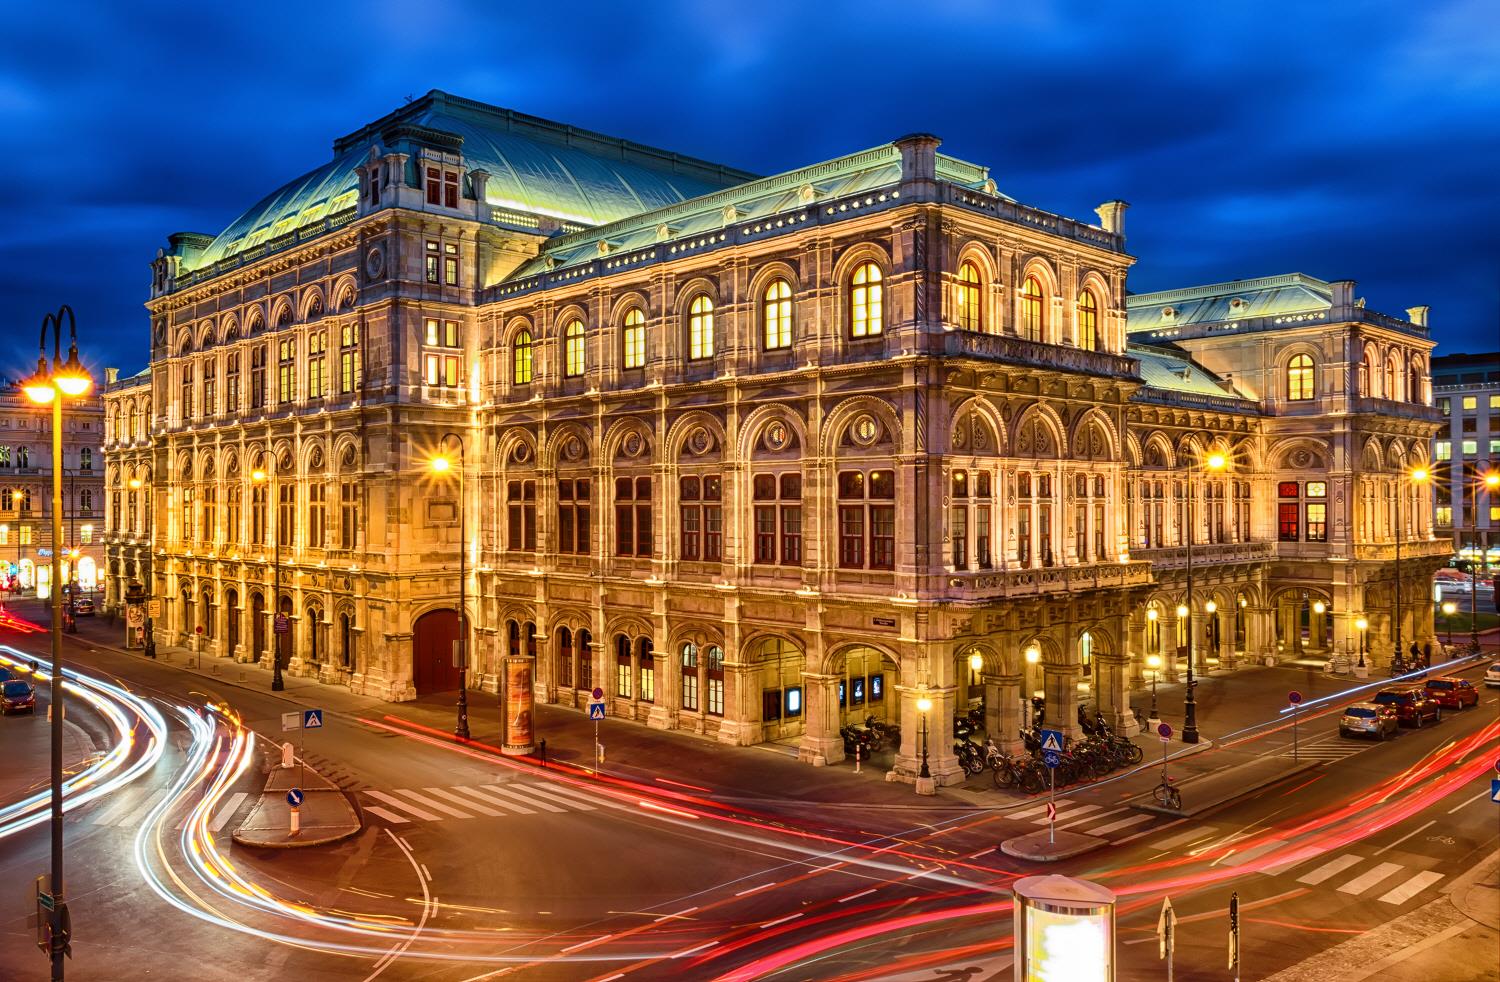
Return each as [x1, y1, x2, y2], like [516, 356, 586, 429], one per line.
[1153, 774, 1182, 811]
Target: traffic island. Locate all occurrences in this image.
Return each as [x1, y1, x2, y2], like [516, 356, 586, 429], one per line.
[1000, 829, 1107, 862]
[232, 757, 361, 849]
[1128, 755, 1320, 819]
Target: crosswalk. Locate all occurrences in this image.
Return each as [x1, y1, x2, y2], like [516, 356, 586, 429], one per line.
[76, 788, 250, 831]
[1009, 799, 1156, 841]
[359, 782, 601, 825]
[1143, 823, 1450, 906]
[1279, 739, 1373, 763]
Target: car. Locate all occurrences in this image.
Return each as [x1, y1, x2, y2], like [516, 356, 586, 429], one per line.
[70, 598, 94, 616]
[1371, 686, 1442, 727]
[1339, 702, 1399, 740]
[1484, 662, 1500, 688]
[1, 679, 35, 715]
[1423, 676, 1480, 709]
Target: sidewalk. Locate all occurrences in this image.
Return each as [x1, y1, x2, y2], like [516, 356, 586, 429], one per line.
[232, 752, 362, 849]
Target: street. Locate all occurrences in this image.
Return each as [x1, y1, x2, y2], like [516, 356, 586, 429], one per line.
[0, 606, 1495, 981]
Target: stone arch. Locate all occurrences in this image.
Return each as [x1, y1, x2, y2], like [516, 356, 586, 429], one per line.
[1141, 430, 1176, 468]
[218, 314, 240, 344]
[606, 290, 652, 327]
[270, 296, 295, 329]
[948, 395, 1006, 457]
[738, 404, 808, 460]
[1012, 403, 1067, 458]
[1076, 269, 1113, 347]
[1070, 408, 1118, 461]
[501, 315, 536, 348]
[601, 416, 655, 463]
[494, 426, 539, 469]
[665, 410, 727, 462]
[830, 240, 894, 290]
[1276, 341, 1322, 400]
[670, 622, 726, 651]
[1016, 633, 1066, 665]
[1270, 437, 1330, 470]
[541, 423, 593, 471]
[332, 436, 359, 473]
[330, 275, 358, 312]
[195, 319, 215, 350]
[606, 613, 657, 642]
[821, 395, 902, 458]
[1124, 429, 1143, 467]
[746, 260, 803, 308]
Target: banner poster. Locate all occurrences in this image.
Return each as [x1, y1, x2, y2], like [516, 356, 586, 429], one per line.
[504, 656, 535, 754]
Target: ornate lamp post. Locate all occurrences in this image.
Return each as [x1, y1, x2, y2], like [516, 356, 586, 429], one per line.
[1023, 645, 1040, 730]
[1441, 601, 1456, 647]
[23, 304, 92, 981]
[1355, 616, 1369, 669]
[915, 692, 933, 781]
[128, 477, 155, 658]
[1146, 653, 1162, 720]
[429, 435, 470, 740]
[1182, 448, 1227, 744]
[251, 465, 285, 692]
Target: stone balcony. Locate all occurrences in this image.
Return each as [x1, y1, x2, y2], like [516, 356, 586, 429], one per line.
[1134, 541, 1273, 570]
[1353, 538, 1453, 562]
[950, 559, 1153, 598]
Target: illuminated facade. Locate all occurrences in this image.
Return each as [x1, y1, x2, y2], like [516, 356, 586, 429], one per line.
[1429, 351, 1500, 560]
[0, 383, 105, 598]
[106, 91, 1445, 784]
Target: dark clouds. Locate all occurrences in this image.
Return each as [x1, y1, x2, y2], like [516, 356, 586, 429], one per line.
[2, 0, 1496, 378]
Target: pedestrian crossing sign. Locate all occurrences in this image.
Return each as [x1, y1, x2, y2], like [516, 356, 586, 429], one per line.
[1039, 728, 1064, 753]
[303, 709, 324, 729]
[1491, 779, 1500, 804]
[588, 702, 606, 720]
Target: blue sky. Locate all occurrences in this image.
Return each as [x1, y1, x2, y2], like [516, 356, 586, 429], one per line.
[2, 0, 1496, 378]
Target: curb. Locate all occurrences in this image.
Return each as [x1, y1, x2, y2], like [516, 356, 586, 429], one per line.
[1129, 758, 1320, 818]
[1000, 829, 1106, 862]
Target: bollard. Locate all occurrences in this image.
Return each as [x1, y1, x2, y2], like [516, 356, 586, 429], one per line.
[289, 807, 300, 836]
[854, 744, 861, 774]
[539, 739, 548, 769]
[281, 742, 295, 769]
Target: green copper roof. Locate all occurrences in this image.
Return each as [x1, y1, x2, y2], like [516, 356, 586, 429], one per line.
[1128, 344, 1251, 402]
[184, 91, 757, 272]
[1125, 273, 1332, 331]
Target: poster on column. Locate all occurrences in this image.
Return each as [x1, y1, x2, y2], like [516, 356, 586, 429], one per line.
[503, 656, 535, 756]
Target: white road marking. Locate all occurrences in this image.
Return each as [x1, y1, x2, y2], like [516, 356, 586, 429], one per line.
[1088, 813, 1153, 837]
[1297, 854, 1363, 885]
[1377, 870, 1445, 905]
[208, 791, 248, 832]
[672, 941, 717, 958]
[1056, 806, 1118, 830]
[561, 933, 612, 954]
[114, 787, 172, 828]
[1446, 787, 1494, 814]
[365, 789, 443, 822]
[408, 788, 475, 819]
[471, 785, 544, 814]
[1032, 802, 1102, 825]
[1337, 861, 1403, 895]
[425, 787, 504, 817]
[1375, 820, 1436, 855]
[759, 913, 803, 928]
[839, 888, 877, 903]
[517, 782, 600, 811]
[1151, 825, 1216, 850]
[735, 882, 777, 896]
[363, 805, 410, 825]
[1222, 839, 1284, 868]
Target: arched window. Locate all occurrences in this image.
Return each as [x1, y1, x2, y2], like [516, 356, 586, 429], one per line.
[955, 261, 982, 332]
[1020, 275, 1044, 341]
[850, 262, 883, 338]
[513, 330, 534, 385]
[763, 280, 792, 350]
[1407, 360, 1422, 404]
[1076, 290, 1099, 351]
[622, 309, 646, 369]
[563, 319, 586, 377]
[688, 295, 714, 360]
[1383, 356, 1396, 400]
[1287, 353, 1315, 401]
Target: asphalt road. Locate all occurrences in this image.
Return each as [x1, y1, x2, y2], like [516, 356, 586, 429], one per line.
[0, 612, 1495, 981]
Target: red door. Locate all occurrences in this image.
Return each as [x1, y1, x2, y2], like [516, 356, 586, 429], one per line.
[413, 609, 461, 694]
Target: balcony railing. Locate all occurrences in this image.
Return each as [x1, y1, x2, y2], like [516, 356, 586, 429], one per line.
[1353, 539, 1453, 562]
[957, 559, 1153, 597]
[941, 331, 1139, 381]
[1134, 541, 1273, 569]
[1351, 396, 1442, 421]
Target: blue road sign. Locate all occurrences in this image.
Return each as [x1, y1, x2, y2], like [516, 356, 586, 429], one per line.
[1039, 728, 1064, 753]
[1491, 779, 1500, 804]
[1042, 749, 1061, 769]
[303, 709, 324, 729]
[588, 702, 606, 720]
[286, 788, 304, 808]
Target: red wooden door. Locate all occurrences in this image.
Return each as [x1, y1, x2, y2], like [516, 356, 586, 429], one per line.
[413, 609, 461, 694]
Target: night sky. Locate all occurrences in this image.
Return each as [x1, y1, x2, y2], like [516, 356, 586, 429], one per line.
[2, 1, 1496, 380]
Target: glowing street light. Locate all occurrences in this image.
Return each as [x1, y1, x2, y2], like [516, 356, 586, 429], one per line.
[915, 692, 933, 783]
[429, 436, 469, 740]
[1355, 616, 1369, 669]
[1441, 600, 1457, 646]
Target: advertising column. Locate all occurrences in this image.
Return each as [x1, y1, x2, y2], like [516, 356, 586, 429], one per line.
[503, 653, 536, 756]
[1013, 874, 1117, 982]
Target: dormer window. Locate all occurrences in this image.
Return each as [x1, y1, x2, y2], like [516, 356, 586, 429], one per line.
[425, 167, 460, 208]
[365, 169, 380, 204]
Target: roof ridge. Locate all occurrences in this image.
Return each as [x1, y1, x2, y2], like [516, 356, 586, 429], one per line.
[1126, 272, 1331, 306]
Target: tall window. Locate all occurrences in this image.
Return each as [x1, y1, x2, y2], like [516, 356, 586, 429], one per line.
[1020, 275, 1044, 341]
[614, 476, 652, 557]
[180, 487, 194, 541]
[622, 309, 646, 369]
[277, 339, 295, 404]
[339, 481, 359, 549]
[615, 635, 633, 699]
[80, 489, 94, 515]
[556, 477, 591, 554]
[564, 320, 586, 377]
[226, 486, 241, 544]
[705, 644, 725, 716]
[226, 352, 240, 411]
[307, 483, 326, 549]
[444, 242, 459, 286]
[423, 318, 462, 387]
[200, 485, 215, 543]
[1076, 290, 1098, 350]
[1287, 354, 1315, 401]
[955, 261, 982, 332]
[180, 363, 195, 419]
[202, 360, 216, 415]
[1277, 482, 1300, 541]
[307, 329, 327, 399]
[557, 628, 574, 689]
[837, 469, 896, 570]
[763, 280, 792, 350]
[506, 480, 537, 551]
[850, 262, 884, 338]
[1306, 482, 1328, 542]
[251, 483, 267, 545]
[514, 330, 534, 385]
[638, 639, 655, 703]
[950, 470, 994, 570]
[688, 295, 714, 360]
[250, 346, 267, 409]
[1018, 472, 1054, 567]
[679, 475, 722, 562]
[277, 484, 295, 548]
[80, 448, 92, 471]
[681, 643, 699, 712]
[339, 324, 361, 394]
[752, 473, 802, 566]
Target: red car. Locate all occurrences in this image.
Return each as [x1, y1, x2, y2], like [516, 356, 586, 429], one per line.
[1423, 676, 1479, 709]
[1371, 686, 1442, 727]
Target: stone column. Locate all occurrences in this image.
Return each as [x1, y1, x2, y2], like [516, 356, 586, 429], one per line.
[1043, 663, 1082, 743]
[1126, 610, 1148, 691]
[1095, 653, 1130, 734]
[798, 673, 844, 766]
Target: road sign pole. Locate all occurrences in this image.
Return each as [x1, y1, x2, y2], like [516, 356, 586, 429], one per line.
[593, 718, 600, 774]
[1292, 703, 1298, 763]
[1048, 764, 1055, 844]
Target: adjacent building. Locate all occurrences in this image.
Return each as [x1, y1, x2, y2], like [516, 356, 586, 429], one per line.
[0, 383, 105, 598]
[104, 91, 1448, 784]
[1430, 351, 1500, 563]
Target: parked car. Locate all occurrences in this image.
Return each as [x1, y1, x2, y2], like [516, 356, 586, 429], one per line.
[1423, 676, 1479, 709]
[70, 597, 94, 616]
[1486, 662, 1500, 688]
[1339, 702, 1399, 740]
[1, 679, 35, 715]
[1371, 686, 1442, 727]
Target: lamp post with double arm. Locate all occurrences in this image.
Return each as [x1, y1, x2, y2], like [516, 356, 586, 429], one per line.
[251, 464, 285, 692]
[430, 434, 470, 740]
[23, 304, 92, 981]
[128, 477, 155, 658]
[1181, 448, 1228, 745]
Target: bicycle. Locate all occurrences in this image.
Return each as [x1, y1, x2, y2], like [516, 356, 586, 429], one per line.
[1153, 775, 1182, 811]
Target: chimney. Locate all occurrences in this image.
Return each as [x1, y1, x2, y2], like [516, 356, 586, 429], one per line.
[470, 168, 490, 208]
[1095, 200, 1130, 237]
[894, 133, 941, 187]
[105, 367, 119, 386]
[1329, 279, 1356, 309]
[1406, 305, 1430, 327]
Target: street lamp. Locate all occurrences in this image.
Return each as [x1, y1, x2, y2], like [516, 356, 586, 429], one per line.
[1441, 601, 1457, 647]
[429, 435, 469, 740]
[251, 465, 285, 692]
[1470, 470, 1499, 652]
[128, 477, 156, 658]
[23, 303, 91, 981]
[1146, 652, 1162, 719]
[1181, 448, 1227, 744]
[1355, 616, 1369, 669]
[1023, 645, 1040, 728]
[915, 692, 933, 780]
[1394, 467, 1429, 671]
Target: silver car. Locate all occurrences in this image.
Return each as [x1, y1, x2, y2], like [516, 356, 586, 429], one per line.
[1339, 701, 1398, 740]
[1485, 662, 1500, 688]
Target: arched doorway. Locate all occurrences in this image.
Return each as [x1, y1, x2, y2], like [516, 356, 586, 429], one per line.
[225, 588, 239, 657]
[339, 610, 354, 670]
[250, 592, 266, 662]
[831, 645, 900, 729]
[413, 608, 462, 694]
[753, 637, 806, 742]
[306, 602, 324, 667]
[276, 595, 293, 670]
